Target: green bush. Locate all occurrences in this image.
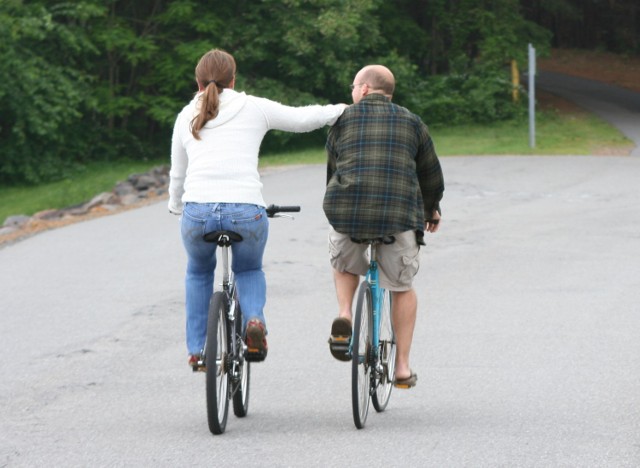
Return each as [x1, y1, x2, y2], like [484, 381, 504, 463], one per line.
[408, 65, 525, 126]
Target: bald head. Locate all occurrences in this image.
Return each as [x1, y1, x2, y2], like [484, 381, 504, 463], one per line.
[355, 65, 395, 97]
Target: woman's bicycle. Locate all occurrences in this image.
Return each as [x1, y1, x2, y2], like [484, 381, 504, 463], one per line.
[350, 237, 397, 429]
[202, 204, 300, 435]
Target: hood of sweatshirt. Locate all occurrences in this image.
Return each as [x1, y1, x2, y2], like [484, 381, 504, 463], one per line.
[188, 89, 248, 128]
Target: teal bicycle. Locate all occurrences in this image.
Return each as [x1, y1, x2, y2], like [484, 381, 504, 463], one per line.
[350, 237, 397, 429]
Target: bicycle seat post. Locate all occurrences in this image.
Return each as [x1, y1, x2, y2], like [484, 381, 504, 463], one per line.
[370, 242, 378, 264]
[203, 230, 243, 291]
[365, 246, 375, 289]
[220, 237, 230, 291]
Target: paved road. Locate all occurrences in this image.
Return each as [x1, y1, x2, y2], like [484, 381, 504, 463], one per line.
[537, 71, 640, 156]
[1, 159, 640, 467]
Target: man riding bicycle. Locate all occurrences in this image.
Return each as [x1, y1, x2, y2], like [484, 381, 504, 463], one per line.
[323, 64, 445, 389]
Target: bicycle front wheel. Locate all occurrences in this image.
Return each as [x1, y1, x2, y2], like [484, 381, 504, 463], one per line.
[352, 281, 373, 429]
[372, 289, 395, 412]
[232, 300, 250, 417]
[205, 292, 230, 435]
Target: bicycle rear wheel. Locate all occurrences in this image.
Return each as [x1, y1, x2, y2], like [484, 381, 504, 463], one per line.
[372, 289, 395, 412]
[232, 300, 250, 417]
[205, 292, 230, 435]
[352, 281, 373, 429]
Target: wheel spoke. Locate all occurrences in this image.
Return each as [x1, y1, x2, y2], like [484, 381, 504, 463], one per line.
[372, 289, 395, 412]
[232, 299, 250, 418]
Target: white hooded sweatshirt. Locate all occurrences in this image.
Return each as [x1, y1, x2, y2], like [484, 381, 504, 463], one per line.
[168, 89, 345, 214]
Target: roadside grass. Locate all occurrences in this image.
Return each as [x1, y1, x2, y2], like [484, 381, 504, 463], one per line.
[433, 108, 633, 156]
[0, 108, 632, 225]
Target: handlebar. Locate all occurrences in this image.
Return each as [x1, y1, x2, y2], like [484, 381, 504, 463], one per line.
[266, 204, 301, 218]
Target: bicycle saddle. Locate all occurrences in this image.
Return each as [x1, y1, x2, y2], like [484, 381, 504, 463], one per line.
[350, 235, 396, 245]
[203, 230, 243, 246]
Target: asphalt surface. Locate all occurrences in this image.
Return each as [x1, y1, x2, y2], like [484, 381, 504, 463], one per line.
[537, 71, 640, 156]
[1, 158, 639, 467]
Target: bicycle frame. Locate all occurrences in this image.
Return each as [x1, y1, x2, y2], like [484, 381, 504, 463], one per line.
[216, 237, 244, 392]
[349, 242, 388, 374]
[348, 239, 396, 428]
[365, 243, 383, 364]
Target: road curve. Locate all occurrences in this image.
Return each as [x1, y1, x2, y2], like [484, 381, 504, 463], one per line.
[537, 71, 640, 156]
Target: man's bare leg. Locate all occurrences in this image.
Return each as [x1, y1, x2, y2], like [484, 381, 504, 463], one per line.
[391, 288, 417, 380]
[333, 269, 359, 321]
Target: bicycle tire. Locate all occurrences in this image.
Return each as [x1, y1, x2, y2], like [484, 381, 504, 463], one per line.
[206, 292, 230, 435]
[352, 281, 373, 429]
[372, 289, 395, 412]
[232, 301, 250, 417]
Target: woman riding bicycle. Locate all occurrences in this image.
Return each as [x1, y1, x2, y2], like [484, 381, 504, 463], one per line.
[168, 49, 346, 369]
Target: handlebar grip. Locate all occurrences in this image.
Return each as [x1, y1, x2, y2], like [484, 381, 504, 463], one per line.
[266, 204, 301, 217]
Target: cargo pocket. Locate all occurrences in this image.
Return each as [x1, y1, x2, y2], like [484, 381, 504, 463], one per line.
[328, 236, 341, 266]
[398, 251, 420, 285]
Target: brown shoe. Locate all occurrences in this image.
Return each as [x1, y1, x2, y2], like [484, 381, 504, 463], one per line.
[245, 319, 268, 362]
[393, 371, 418, 389]
[188, 354, 205, 372]
[328, 317, 352, 362]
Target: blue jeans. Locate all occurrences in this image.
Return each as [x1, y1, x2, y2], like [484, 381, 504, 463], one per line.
[181, 202, 269, 355]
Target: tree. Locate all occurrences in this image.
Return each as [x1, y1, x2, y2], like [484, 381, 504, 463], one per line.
[375, 0, 551, 124]
[0, 0, 103, 183]
[521, 0, 639, 53]
[1, 0, 563, 184]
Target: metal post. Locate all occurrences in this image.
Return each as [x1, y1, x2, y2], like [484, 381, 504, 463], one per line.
[528, 43, 536, 148]
[511, 59, 520, 102]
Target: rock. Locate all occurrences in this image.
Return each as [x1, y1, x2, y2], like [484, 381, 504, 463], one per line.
[119, 193, 141, 206]
[87, 192, 119, 209]
[66, 204, 91, 216]
[128, 174, 157, 190]
[114, 181, 136, 197]
[32, 209, 64, 220]
[3, 215, 30, 228]
[0, 226, 18, 236]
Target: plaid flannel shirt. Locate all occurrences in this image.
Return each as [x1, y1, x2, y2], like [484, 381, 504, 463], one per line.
[323, 94, 444, 242]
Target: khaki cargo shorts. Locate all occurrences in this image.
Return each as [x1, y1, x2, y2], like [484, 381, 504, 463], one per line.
[328, 226, 421, 292]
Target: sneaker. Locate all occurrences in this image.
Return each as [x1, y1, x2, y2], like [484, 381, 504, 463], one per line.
[245, 319, 268, 362]
[188, 354, 205, 372]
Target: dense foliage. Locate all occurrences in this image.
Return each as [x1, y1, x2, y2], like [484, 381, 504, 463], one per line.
[521, 0, 639, 53]
[1, 0, 635, 184]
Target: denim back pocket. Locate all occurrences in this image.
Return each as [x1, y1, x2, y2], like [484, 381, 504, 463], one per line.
[230, 205, 264, 225]
[183, 202, 215, 222]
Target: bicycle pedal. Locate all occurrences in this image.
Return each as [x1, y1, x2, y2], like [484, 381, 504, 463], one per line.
[328, 336, 351, 362]
[328, 336, 350, 350]
[329, 335, 350, 343]
[329, 342, 350, 351]
[191, 363, 206, 373]
[245, 349, 267, 362]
